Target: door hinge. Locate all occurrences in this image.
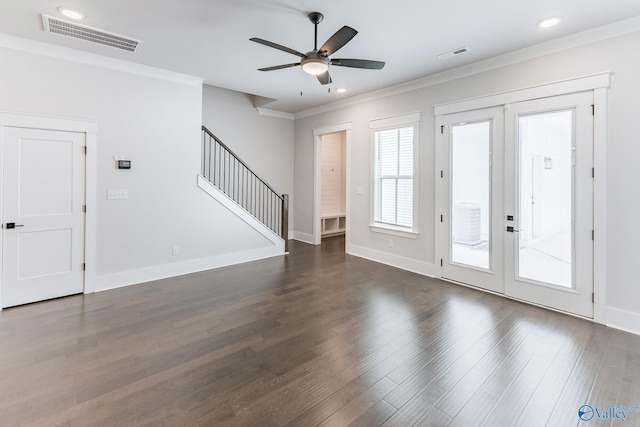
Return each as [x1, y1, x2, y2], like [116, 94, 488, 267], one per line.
[440, 170, 443, 178]
[83, 205, 86, 213]
[83, 263, 86, 271]
[592, 168, 594, 178]
[591, 104, 595, 115]
[592, 292, 594, 303]
[440, 125, 444, 134]
[440, 259, 443, 267]
[440, 214, 443, 223]
[83, 146, 87, 155]
[592, 230, 594, 240]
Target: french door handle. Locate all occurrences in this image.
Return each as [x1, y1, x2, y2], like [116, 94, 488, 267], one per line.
[4, 223, 24, 229]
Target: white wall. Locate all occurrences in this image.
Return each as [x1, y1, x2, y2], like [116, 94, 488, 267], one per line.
[293, 30, 640, 333]
[321, 132, 346, 216]
[201, 84, 294, 232]
[0, 46, 278, 291]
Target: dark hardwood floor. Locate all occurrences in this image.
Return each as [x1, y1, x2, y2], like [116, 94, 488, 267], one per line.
[1, 236, 639, 426]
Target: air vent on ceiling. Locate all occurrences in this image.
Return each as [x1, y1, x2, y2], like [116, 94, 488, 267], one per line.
[42, 14, 143, 53]
[438, 46, 470, 59]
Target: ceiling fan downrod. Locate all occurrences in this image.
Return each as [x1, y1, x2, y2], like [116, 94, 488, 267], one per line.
[308, 12, 324, 51]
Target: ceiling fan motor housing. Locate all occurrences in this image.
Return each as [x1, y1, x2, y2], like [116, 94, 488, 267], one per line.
[301, 51, 330, 75]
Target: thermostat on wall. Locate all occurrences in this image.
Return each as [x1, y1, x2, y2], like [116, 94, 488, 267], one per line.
[117, 160, 131, 169]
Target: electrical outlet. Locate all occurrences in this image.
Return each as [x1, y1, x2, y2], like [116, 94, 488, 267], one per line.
[107, 189, 128, 200]
[172, 246, 179, 256]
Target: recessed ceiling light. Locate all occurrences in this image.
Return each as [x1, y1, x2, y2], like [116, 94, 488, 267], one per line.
[538, 17, 561, 28]
[336, 88, 346, 93]
[57, 7, 85, 20]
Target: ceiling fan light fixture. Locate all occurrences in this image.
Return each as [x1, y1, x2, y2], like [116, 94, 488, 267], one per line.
[302, 58, 328, 75]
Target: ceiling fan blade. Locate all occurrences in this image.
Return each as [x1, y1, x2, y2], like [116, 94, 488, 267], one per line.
[319, 26, 358, 56]
[258, 63, 301, 72]
[330, 59, 385, 69]
[250, 38, 306, 58]
[317, 71, 332, 85]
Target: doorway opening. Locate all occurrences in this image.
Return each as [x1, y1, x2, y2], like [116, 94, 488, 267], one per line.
[313, 123, 352, 248]
[319, 131, 347, 243]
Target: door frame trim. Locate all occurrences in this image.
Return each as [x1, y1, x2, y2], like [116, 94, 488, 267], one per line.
[435, 73, 609, 324]
[312, 122, 352, 247]
[0, 111, 99, 309]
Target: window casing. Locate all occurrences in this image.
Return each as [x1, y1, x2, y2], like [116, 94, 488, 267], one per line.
[370, 113, 419, 236]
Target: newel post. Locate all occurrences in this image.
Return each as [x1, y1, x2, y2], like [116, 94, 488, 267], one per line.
[281, 194, 289, 253]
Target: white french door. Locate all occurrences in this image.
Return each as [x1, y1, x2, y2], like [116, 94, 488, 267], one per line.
[504, 92, 593, 317]
[441, 107, 504, 293]
[440, 91, 594, 318]
[2, 127, 86, 308]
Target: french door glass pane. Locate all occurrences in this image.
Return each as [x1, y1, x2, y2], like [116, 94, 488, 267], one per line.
[451, 121, 491, 270]
[518, 110, 573, 288]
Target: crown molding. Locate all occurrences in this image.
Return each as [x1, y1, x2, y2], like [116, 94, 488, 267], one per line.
[0, 33, 203, 86]
[256, 107, 295, 120]
[294, 15, 640, 120]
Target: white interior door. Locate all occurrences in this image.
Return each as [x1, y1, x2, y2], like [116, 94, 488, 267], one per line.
[504, 92, 594, 318]
[441, 107, 504, 293]
[2, 127, 86, 308]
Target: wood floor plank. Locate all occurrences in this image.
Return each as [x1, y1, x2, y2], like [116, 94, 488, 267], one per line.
[546, 325, 612, 427]
[348, 399, 397, 427]
[0, 236, 639, 426]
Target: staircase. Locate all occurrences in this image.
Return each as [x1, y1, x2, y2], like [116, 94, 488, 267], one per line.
[200, 126, 289, 252]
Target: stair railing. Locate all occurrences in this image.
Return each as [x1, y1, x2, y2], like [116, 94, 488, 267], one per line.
[201, 126, 288, 252]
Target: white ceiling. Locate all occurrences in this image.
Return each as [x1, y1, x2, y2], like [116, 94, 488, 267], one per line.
[2, 0, 640, 113]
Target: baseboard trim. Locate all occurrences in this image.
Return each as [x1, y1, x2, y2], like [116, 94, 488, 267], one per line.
[293, 231, 316, 245]
[347, 244, 439, 278]
[94, 245, 283, 292]
[606, 306, 640, 336]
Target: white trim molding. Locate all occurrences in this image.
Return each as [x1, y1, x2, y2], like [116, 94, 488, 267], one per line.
[256, 108, 295, 120]
[369, 112, 421, 236]
[434, 73, 610, 115]
[292, 231, 315, 245]
[348, 244, 439, 278]
[0, 33, 203, 86]
[606, 306, 640, 336]
[369, 112, 422, 130]
[369, 225, 419, 239]
[312, 122, 353, 246]
[94, 246, 284, 293]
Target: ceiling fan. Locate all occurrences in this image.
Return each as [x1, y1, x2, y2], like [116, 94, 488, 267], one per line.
[250, 12, 385, 85]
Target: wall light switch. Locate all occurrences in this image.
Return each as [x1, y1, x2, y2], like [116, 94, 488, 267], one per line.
[107, 189, 128, 200]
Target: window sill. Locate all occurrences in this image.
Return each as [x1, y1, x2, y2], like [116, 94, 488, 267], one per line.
[370, 224, 419, 239]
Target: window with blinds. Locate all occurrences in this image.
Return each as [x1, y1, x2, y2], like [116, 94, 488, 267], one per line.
[374, 126, 415, 229]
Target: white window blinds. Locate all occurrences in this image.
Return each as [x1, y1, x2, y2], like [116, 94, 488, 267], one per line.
[374, 126, 414, 228]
